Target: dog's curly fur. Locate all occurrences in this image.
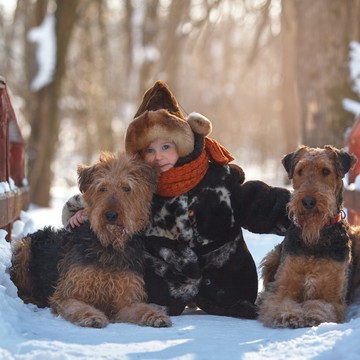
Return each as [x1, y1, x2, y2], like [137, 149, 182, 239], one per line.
[10, 152, 172, 328]
[257, 145, 360, 328]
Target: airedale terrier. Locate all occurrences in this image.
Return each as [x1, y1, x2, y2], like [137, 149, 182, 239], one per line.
[10, 152, 172, 328]
[257, 145, 359, 328]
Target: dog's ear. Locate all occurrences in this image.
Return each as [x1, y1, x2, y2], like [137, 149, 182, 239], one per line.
[282, 146, 308, 179]
[77, 152, 115, 192]
[77, 163, 98, 193]
[281, 152, 296, 179]
[325, 145, 357, 178]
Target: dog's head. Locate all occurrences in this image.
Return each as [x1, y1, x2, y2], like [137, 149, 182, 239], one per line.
[282, 145, 356, 181]
[282, 145, 357, 243]
[77, 152, 158, 249]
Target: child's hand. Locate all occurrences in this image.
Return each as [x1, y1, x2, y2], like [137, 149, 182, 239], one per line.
[68, 210, 86, 228]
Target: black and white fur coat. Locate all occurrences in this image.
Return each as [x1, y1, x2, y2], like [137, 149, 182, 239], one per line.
[62, 138, 290, 319]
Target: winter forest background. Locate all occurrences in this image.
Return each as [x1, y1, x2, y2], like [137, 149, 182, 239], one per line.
[1, 0, 360, 207]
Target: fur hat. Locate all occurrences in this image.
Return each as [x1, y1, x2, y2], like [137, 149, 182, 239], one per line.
[125, 81, 212, 157]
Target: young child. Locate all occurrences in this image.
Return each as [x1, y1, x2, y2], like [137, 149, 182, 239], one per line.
[63, 81, 290, 319]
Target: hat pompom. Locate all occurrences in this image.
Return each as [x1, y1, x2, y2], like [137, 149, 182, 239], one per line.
[187, 112, 212, 136]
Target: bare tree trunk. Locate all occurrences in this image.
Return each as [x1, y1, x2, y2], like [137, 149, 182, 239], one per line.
[295, 0, 357, 148]
[124, 0, 160, 104]
[160, 0, 190, 94]
[280, 0, 300, 152]
[138, 0, 159, 96]
[96, 1, 114, 152]
[27, 0, 79, 206]
[349, 0, 360, 40]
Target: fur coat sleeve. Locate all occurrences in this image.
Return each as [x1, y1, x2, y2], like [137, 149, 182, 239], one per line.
[61, 194, 87, 226]
[234, 179, 291, 235]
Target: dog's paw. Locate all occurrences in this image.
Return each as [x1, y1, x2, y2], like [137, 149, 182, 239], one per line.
[302, 300, 342, 327]
[78, 314, 109, 328]
[141, 311, 172, 327]
[272, 313, 306, 328]
[302, 316, 322, 327]
[151, 314, 172, 328]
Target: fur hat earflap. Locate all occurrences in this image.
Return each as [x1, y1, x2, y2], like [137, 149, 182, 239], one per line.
[125, 109, 195, 157]
[187, 112, 212, 137]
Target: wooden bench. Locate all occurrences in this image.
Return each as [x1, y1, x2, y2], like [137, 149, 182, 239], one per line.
[0, 76, 30, 241]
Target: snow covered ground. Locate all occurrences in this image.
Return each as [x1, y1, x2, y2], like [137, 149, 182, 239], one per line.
[2, 188, 360, 360]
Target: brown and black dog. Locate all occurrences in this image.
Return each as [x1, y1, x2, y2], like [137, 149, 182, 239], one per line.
[10, 152, 171, 328]
[258, 145, 360, 328]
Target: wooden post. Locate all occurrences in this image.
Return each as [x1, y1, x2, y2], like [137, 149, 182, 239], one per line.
[0, 77, 30, 241]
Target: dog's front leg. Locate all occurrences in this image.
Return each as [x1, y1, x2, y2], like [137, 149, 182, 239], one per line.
[302, 299, 345, 326]
[258, 294, 306, 328]
[260, 244, 282, 290]
[113, 303, 172, 327]
[51, 298, 109, 328]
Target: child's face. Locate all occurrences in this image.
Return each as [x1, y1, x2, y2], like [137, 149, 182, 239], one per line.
[143, 139, 179, 172]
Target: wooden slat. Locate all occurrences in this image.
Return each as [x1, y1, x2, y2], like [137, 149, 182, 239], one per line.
[0, 186, 30, 228]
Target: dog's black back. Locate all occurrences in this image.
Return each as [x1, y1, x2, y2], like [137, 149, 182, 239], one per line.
[20, 223, 145, 307]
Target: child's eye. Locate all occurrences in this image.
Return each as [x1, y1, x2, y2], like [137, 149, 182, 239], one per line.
[162, 144, 170, 150]
[146, 148, 154, 154]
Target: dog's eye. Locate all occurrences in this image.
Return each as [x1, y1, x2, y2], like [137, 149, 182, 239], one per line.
[123, 186, 131, 193]
[99, 186, 107, 192]
[297, 169, 303, 176]
[322, 168, 330, 176]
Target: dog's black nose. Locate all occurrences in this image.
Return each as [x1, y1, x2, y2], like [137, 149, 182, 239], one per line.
[105, 211, 118, 222]
[302, 196, 316, 209]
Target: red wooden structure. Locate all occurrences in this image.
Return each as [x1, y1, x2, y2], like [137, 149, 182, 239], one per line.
[0, 76, 29, 241]
[344, 115, 360, 225]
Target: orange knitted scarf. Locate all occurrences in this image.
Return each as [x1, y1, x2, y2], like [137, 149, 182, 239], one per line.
[156, 137, 234, 197]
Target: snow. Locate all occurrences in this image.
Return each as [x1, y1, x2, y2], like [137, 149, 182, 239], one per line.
[342, 98, 360, 117]
[0, 178, 17, 194]
[2, 189, 360, 359]
[0, 181, 11, 193]
[27, 14, 56, 92]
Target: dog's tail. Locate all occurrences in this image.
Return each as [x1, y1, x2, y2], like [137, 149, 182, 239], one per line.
[11, 227, 65, 308]
[10, 236, 41, 306]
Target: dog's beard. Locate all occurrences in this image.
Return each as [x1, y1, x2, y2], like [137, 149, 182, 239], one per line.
[102, 224, 128, 250]
[300, 213, 324, 244]
[105, 224, 129, 248]
[288, 192, 337, 245]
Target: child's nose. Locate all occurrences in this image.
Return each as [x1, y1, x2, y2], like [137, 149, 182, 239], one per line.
[154, 151, 163, 160]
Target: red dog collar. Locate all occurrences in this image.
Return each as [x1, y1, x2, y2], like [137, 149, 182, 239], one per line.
[295, 211, 344, 227]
